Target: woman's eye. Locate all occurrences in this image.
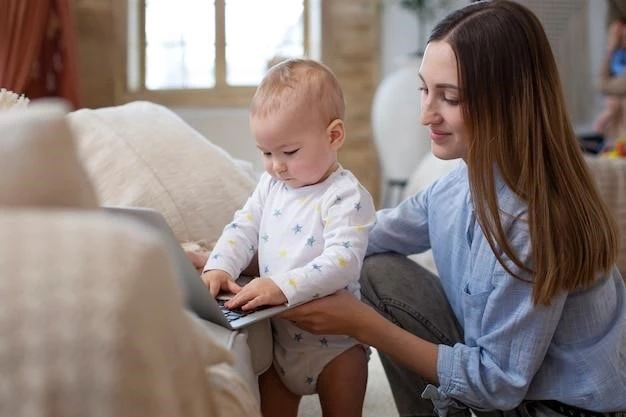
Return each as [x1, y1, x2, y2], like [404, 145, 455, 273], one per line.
[418, 86, 428, 94]
[262, 152, 271, 157]
[284, 149, 299, 156]
[443, 97, 459, 105]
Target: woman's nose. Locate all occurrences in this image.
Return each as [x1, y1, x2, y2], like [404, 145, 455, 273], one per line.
[420, 97, 441, 126]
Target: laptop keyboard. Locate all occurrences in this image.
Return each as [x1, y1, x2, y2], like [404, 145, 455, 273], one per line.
[217, 299, 252, 322]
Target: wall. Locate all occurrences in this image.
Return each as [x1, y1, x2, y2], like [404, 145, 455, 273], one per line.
[75, 0, 382, 204]
[588, 0, 608, 123]
[381, 0, 607, 126]
[74, 0, 116, 108]
[174, 107, 259, 168]
[380, 0, 467, 77]
[74, 0, 609, 204]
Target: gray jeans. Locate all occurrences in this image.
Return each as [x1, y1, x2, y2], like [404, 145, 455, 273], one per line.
[359, 253, 625, 417]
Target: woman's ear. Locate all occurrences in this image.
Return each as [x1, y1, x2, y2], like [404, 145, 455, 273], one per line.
[327, 119, 345, 150]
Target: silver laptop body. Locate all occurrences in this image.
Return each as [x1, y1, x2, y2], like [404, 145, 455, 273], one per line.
[104, 206, 296, 330]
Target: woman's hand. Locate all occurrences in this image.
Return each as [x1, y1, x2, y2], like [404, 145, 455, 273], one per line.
[282, 289, 440, 382]
[279, 290, 375, 338]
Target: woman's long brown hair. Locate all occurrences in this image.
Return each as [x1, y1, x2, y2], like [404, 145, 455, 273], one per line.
[430, 0, 620, 304]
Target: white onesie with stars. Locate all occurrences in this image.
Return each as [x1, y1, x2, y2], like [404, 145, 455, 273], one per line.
[204, 166, 376, 395]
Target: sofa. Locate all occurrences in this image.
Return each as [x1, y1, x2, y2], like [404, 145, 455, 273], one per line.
[0, 101, 265, 416]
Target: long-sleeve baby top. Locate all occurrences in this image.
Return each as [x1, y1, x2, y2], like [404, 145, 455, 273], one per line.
[204, 167, 376, 306]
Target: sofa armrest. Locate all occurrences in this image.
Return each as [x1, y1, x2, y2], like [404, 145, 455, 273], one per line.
[188, 314, 272, 403]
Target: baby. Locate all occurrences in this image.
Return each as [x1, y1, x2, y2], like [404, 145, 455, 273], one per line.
[201, 58, 376, 417]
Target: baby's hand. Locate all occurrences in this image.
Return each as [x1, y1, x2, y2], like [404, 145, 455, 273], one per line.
[225, 277, 287, 311]
[200, 269, 242, 297]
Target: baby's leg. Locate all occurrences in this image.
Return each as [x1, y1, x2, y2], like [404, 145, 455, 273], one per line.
[260, 364, 301, 417]
[317, 345, 368, 417]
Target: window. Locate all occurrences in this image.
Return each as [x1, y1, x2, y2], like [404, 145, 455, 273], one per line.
[121, 0, 320, 106]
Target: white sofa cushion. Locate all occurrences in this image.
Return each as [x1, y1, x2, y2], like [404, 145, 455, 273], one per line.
[67, 101, 256, 249]
[66, 101, 272, 378]
[0, 210, 259, 417]
[0, 102, 260, 417]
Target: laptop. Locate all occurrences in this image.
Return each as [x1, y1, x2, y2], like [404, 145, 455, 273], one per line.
[104, 206, 297, 330]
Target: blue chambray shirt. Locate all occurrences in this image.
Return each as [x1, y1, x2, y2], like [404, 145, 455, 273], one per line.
[367, 163, 626, 415]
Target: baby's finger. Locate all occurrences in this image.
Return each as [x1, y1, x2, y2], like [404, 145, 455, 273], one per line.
[241, 296, 264, 311]
[226, 280, 242, 294]
[209, 279, 221, 297]
[225, 291, 250, 309]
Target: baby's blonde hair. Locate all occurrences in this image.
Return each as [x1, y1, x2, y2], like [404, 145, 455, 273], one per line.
[250, 58, 345, 126]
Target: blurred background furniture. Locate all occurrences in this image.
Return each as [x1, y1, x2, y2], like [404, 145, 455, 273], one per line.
[0, 102, 260, 417]
[371, 55, 430, 208]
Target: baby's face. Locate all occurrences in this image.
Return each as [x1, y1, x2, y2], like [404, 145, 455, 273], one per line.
[251, 111, 340, 188]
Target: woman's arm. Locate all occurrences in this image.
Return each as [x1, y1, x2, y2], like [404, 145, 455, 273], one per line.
[280, 290, 439, 383]
[367, 191, 431, 256]
[598, 21, 626, 95]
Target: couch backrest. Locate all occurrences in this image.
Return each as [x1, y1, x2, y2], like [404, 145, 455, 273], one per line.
[67, 101, 256, 249]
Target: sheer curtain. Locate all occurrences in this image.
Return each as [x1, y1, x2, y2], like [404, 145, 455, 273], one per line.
[0, 0, 80, 108]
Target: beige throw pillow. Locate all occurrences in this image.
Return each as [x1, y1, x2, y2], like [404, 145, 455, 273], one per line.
[67, 101, 255, 249]
[0, 101, 98, 209]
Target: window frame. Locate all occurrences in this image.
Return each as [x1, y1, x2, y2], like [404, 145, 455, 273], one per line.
[115, 0, 311, 107]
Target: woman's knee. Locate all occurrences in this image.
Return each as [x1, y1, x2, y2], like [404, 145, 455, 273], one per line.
[360, 252, 439, 303]
[360, 253, 462, 344]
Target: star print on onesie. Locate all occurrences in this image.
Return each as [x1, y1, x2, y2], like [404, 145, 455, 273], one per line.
[203, 166, 376, 396]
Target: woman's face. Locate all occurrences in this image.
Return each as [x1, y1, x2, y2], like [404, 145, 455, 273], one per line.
[419, 40, 468, 160]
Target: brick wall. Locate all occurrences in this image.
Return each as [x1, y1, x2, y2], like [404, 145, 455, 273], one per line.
[74, 0, 116, 108]
[321, 0, 381, 203]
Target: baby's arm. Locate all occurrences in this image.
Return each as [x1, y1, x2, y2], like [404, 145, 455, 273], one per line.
[202, 175, 269, 285]
[273, 184, 376, 306]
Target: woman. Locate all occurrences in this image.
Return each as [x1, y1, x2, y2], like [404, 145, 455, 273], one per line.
[282, 1, 626, 416]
